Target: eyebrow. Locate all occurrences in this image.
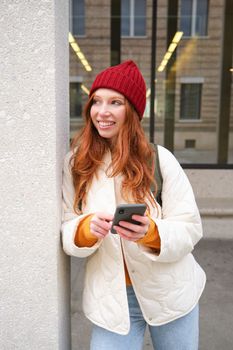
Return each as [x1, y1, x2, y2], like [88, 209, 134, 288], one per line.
[94, 95, 125, 101]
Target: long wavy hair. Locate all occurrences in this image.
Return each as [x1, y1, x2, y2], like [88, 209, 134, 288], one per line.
[70, 93, 157, 213]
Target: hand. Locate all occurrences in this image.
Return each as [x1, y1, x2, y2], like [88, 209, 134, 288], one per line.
[113, 214, 150, 242]
[90, 212, 114, 239]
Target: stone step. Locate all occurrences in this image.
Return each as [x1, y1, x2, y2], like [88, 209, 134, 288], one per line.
[197, 198, 233, 217]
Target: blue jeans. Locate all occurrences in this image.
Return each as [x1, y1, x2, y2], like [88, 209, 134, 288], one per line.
[90, 286, 199, 350]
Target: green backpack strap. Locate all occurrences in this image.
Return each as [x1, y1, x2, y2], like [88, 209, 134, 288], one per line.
[150, 143, 163, 207]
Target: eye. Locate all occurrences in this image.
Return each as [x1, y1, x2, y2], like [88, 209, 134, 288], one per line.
[92, 98, 100, 105]
[112, 100, 123, 105]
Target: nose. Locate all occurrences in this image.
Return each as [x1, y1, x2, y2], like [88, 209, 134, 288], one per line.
[98, 102, 111, 117]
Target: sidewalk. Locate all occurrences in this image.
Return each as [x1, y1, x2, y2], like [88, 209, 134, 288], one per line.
[71, 238, 233, 350]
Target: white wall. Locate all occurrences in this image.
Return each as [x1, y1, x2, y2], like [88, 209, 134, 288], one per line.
[186, 169, 233, 239]
[0, 1, 70, 349]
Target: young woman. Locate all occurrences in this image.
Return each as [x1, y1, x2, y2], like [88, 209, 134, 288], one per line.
[61, 60, 206, 350]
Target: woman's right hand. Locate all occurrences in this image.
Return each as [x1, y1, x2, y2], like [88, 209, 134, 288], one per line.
[90, 212, 114, 239]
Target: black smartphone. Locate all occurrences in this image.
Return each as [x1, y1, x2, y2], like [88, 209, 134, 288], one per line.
[111, 204, 147, 234]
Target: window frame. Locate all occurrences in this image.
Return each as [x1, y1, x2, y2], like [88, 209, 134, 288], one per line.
[121, 0, 147, 38]
[180, 0, 209, 38]
[179, 77, 204, 121]
[70, 0, 85, 37]
[69, 76, 83, 119]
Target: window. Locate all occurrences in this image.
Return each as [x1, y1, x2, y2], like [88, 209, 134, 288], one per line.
[180, 0, 208, 37]
[72, 0, 85, 36]
[185, 139, 196, 148]
[121, 0, 146, 37]
[70, 82, 82, 118]
[180, 83, 202, 120]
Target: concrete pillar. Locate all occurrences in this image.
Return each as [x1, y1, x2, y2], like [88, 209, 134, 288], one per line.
[0, 1, 70, 349]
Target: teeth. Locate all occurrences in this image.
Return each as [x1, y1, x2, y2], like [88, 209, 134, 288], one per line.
[98, 121, 114, 127]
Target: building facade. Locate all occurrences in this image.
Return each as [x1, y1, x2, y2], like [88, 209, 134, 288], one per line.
[69, 0, 233, 165]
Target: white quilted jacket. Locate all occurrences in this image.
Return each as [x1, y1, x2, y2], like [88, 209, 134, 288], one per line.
[61, 145, 206, 335]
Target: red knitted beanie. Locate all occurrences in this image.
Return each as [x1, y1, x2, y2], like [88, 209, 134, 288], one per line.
[89, 60, 146, 119]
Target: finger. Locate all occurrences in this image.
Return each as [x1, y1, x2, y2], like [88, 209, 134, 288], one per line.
[92, 231, 105, 239]
[118, 231, 142, 241]
[118, 220, 144, 234]
[113, 225, 142, 241]
[90, 222, 109, 236]
[90, 227, 105, 238]
[131, 214, 150, 225]
[95, 212, 114, 222]
[91, 217, 112, 231]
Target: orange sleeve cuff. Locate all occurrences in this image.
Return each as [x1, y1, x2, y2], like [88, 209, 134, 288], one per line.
[74, 214, 98, 247]
[137, 218, 161, 252]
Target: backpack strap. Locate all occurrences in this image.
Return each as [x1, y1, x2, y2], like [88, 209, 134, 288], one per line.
[150, 144, 163, 207]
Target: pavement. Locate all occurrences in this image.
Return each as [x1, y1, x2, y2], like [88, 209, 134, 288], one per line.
[71, 238, 233, 350]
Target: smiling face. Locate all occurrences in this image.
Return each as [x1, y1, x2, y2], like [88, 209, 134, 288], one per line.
[90, 88, 126, 143]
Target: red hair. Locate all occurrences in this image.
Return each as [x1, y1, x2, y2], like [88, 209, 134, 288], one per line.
[70, 95, 157, 213]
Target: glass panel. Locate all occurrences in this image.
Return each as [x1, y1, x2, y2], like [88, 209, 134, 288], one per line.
[134, 0, 146, 36]
[72, 0, 85, 36]
[69, 1, 232, 165]
[121, 0, 130, 36]
[229, 120, 233, 163]
[196, 0, 208, 36]
[70, 83, 82, 118]
[69, 5, 233, 349]
[180, 84, 202, 120]
[180, 0, 192, 36]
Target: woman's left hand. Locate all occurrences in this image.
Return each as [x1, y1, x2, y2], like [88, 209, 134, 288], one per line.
[113, 214, 150, 242]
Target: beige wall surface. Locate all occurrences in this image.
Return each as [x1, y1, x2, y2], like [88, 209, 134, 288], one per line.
[0, 1, 70, 349]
